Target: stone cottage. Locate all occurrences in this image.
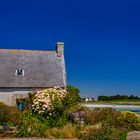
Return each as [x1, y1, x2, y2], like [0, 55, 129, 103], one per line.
[0, 42, 67, 105]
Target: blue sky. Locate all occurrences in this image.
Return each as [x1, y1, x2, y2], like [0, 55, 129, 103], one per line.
[0, 0, 140, 97]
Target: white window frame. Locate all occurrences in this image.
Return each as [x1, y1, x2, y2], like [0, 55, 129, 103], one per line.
[15, 69, 24, 76]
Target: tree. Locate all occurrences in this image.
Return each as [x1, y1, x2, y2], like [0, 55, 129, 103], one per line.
[129, 95, 135, 99]
[64, 85, 81, 107]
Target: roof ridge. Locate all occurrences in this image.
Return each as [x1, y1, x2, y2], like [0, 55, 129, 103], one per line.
[0, 48, 55, 53]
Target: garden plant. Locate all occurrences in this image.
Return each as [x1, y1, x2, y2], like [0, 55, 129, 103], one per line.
[0, 86, 140, 140]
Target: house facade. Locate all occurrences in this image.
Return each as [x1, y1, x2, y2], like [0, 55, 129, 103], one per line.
[0, 42, 67, 105]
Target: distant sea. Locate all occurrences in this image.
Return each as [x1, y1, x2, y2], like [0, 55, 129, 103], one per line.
[83, 104, 140, 114]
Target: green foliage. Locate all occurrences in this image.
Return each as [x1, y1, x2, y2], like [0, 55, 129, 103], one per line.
[62, 123, 79, 138]
[0, 102, 23, 126]
[29, 86, 81, 127]
[121, 111, 139, 124]
[46, 128, 64, 139]
[80, 107, 139, 139]
[17, 111, 75, 137]
[98, 94, 140, 101]
[16, 96, 30, 110]
[83, 107, 121, 126]
[81, 107, 96, 125]
[81, 124, 127, 140]
[81, 108, 140, 140]
[17, 111, 47, 137]
[95, 108, 121, 125]
[64, 85, 81, 108]
[46, 114, 68, 128]
[28, 86, 81, 128]
[1, 84, 140, 139]
[45, 123, 79, 139]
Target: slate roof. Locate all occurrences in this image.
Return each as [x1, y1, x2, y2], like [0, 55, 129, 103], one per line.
[0, 43, 67, 88]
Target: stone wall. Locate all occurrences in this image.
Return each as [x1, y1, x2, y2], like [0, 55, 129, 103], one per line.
[0, 88, 38, 106]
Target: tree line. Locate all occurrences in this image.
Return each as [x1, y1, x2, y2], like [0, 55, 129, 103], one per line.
[98, 95, 140, 101]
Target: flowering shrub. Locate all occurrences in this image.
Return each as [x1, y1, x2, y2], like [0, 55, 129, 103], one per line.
[121, 111, 138, 124]
[31, 87, 67, 118]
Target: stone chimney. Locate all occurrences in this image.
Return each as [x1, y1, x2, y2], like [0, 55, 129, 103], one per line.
[56, 42, 64, 57]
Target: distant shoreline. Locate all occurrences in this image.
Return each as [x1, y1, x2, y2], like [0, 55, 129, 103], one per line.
[81, 100, 140, 105]
[83, 104, 140, 108]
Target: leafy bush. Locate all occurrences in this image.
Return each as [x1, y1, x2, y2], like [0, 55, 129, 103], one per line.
[81, 124, 127, 140]
[81, 108, 140, 140]
[121, 111, 139, 124]
[0, 102, 23, 126]
[45, 114, 68, 128]
[17, 111, 47, 137]
[64, 85, 81, 108]
[83, 108, 121, 126]
[31, 87, 67, 118]
[95, 108, 121, 126]
[29, 86, 82, 128]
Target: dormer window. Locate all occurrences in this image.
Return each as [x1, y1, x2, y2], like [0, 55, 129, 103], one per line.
[15, 69, 24, 76]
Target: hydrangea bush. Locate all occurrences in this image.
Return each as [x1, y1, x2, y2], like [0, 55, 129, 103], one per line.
[31, 87, 67, 118]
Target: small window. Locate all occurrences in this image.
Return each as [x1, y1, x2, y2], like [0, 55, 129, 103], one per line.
[15, 69, 24, 76]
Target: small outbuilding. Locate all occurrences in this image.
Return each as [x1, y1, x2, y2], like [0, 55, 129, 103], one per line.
[0, 42, 67, 105]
